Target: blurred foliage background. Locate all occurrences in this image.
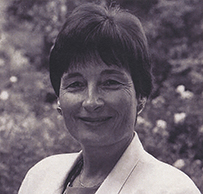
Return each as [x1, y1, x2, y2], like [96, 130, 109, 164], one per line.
[0, 0, 202, 193]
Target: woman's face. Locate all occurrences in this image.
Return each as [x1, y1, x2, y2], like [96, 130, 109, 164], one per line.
[59, 59, 138, 147]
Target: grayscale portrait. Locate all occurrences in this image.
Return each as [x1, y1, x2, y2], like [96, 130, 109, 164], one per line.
[0, 0, 202, 193]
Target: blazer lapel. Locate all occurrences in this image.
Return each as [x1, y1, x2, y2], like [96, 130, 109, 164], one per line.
[44, 152, 83, 194]
[46, 133, 143, 194]
[96, 133, 143, 194]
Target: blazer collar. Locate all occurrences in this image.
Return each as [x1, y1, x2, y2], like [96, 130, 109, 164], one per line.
[96, 132, 143, 194]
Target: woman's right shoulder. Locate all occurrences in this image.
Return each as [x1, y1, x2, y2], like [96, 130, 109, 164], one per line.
[28, 152, 81, 175]
[18, 152, 81, 194]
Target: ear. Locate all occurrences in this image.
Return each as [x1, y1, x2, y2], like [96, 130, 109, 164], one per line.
[137, 97, 147, 115]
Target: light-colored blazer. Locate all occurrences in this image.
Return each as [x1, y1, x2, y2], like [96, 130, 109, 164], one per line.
[18, 133, 201, 194]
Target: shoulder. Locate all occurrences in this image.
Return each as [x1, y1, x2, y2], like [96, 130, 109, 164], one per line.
[29, 152, 80, 172]
[18, 152, 80, 194]
[26, 152, 81, 180]
[151, 159, 200, 194]
[128, 151, 201, 194]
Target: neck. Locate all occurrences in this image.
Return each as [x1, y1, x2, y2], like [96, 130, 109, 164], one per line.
[80, 135, 133, 181]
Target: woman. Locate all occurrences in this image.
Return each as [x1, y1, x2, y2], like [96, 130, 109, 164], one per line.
[18, 3, 201, 194]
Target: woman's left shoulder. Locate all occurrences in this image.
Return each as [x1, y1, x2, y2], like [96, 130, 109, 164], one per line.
[129, 151, 201, 194]
[143, 152, 201, 193]
[156, 160, 201, 193]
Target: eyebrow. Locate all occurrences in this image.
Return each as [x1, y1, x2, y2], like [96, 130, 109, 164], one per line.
[101, 69, 125, 76]
[62, 69, 125, 82]
[62, 72, 83, 80]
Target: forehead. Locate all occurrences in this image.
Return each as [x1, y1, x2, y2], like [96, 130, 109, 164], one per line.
[64, 59, 130, 78]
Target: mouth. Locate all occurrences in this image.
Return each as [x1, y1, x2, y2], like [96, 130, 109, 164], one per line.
[79, 116, 112, 123]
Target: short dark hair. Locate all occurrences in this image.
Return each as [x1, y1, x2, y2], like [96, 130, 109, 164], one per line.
[49, 3, 152, 98]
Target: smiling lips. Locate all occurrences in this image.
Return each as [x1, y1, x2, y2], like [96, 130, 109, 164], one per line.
[79, 116, 112, 123]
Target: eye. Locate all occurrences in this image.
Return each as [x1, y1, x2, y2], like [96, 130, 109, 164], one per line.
[103, 80, 120, 86]
[63, 81, 85, 92]
[68, 81, 84, 88]
[102, 80, 122, 89]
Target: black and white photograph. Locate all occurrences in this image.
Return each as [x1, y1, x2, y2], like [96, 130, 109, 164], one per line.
[0, 0, 202, 193]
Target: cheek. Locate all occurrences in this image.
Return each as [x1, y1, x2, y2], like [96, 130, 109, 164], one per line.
[60, 94, 82, 136]
[106, 90, 137, 116]
[60, 93, 82, 117]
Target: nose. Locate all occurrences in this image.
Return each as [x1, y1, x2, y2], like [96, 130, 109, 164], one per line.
[82, 85, 104, 112]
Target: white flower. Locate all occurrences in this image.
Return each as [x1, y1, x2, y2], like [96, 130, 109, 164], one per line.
[176, 85, 194, 99]
[0, 91, 9, 101]
[174, 112, 186, 124]
[137, 116, 152, 128]
[61, 5, 67, 13]
[11, 50, 29, 70]
[156, 119, 167, 129]
[176, 85, 185, 93]
[152, 96, 165, 107]
[137, 116, 145, 125]
[181, 90, 194, 99]
[173, 159, 185, 169]
[10, 76, 18, 83]
[153, 119, 168, 136]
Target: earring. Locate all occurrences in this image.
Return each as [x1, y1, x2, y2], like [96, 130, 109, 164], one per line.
[57, 100, 63, 115]
[137, 97, 147, 115]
